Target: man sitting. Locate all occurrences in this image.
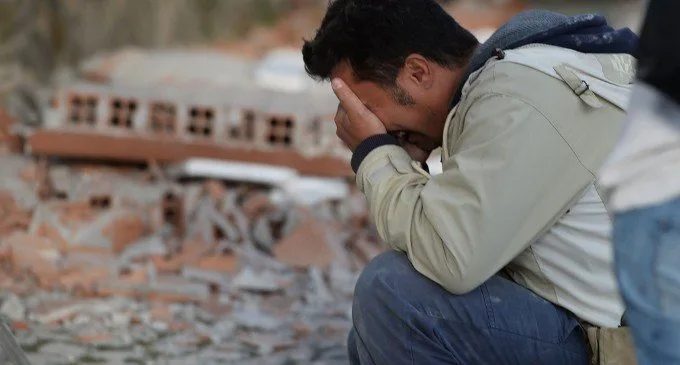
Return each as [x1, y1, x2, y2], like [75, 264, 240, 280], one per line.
[302, 1, 638, 364]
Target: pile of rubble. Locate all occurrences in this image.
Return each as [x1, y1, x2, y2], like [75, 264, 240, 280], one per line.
[0, 153, 384, 365]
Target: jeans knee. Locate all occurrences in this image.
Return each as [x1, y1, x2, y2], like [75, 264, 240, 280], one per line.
[353, 251, 412, 314]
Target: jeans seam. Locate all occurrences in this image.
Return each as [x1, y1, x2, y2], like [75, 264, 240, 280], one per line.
[406, 320, 415, 365]
[653, 218, 680, 317]
[481, 283, 497, 327]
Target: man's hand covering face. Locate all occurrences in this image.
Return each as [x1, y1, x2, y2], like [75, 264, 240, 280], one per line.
[331, 78, 388, 151]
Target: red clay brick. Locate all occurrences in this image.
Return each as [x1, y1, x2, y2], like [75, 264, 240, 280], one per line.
[273, 215, 336, 269]
[102, 213, 146, 254]
[59, 267, 111, 292]
[242, 192, 273, 219]
[193, 253, 239, 275]
[204, 180, 227, 202]
[152, 241, 211, 273]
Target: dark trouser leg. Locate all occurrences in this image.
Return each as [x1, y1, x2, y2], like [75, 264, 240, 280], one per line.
[348, 251, 588, 365]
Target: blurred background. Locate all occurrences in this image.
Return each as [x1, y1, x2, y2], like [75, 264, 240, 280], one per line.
[0, 0, 645, 87]
[0, 1, 646, 365]
[0, 0, 647, 123]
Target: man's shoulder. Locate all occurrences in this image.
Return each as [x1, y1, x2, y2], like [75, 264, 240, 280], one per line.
[462, 46, 635, 114]
[464, 56, 572, 108]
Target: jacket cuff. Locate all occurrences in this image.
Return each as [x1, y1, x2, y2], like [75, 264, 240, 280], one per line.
[351, 134, 399, 173]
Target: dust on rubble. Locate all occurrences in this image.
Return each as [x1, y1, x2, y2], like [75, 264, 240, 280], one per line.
[0, 153, 384, 365]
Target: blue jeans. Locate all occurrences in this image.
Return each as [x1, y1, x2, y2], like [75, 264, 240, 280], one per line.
[614, 196, 680, 365]
[348, 252, 588, 365]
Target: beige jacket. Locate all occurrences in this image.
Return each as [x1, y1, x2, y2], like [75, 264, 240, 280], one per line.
[356, 44, 636, 327]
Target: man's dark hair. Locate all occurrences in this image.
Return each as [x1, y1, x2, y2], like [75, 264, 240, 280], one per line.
[302, 0, 479, 89]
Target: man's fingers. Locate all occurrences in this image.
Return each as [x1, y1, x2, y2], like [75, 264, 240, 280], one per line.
[331, 78, 369, 118]
[334, 104, 347, 125]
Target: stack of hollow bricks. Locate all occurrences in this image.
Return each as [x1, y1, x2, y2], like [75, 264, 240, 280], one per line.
[28, 84, 353, 177]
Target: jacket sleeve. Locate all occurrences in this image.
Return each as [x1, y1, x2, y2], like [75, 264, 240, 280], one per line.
[356, 93, 578, 294]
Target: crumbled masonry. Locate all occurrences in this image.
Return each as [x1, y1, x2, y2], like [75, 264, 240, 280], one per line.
[0, 153, 384, 365]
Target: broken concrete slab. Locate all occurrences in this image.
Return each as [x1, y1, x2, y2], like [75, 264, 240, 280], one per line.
[166, 158, 299, 186]
[232, 306, 283, 332]
[276, 176, 350, 206]
[205, 319, 237, 345]
[0, 293, 26, 322]
[239, 332, 295, 356]
[119, 234, 167, 263]
[38, 342, 88, 363]
[232, 267, 283, 293]
[181, 266, 230, 290]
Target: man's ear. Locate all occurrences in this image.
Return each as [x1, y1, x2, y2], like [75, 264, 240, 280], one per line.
[402, 54, 434, 89]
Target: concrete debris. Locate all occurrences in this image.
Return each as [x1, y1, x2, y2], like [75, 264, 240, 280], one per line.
[206, 319, 237, 344]
[119, 234, 167, 263]
[232, 306, 284, 332]
[0, 293, 25, 322]
[166, 158, 299, 186]
[0, 131, 379, 364]
[38, 342, 88, 363]
[232, 267, 283, 293]
[278, 177, 350, 206]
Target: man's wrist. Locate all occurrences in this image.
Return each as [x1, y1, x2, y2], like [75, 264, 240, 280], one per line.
[351, 134, 399, 173]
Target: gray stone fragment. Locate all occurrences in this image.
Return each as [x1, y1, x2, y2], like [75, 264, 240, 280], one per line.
[87, 350, 129, 365]
[120, 235, 167, 262]
[150, 321, 169, 335]
[206, 202, 241, 242]
[328, 262, 359, 299]
[208, 319, 237, 344]
[0, 293, 25, 322]
[127, 345, 149, 363]
[305, 266, 334, 306]
[33, 328, 74, 344]
[91, 333, 135, 351]
[232, 267, 282, 293]
[38, 342, 87, 363]
[252, 214, 276, 249]
[194, 307, 216, 324]
[153, 332, 203, 358]
[239, 332, 294, 357]
[288, 345, 315, 362]
[69, 314, 92, 327]
[181, 266, 230, 288]
[232, 307, 282, 332]
[195, 348, 248, 363]
[14, 332, 39, 352]
[25, 352, 73, 365]
[150, 277, 210, 302]
[109, 312, 132, 328]
[130, 325, 158, 345]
